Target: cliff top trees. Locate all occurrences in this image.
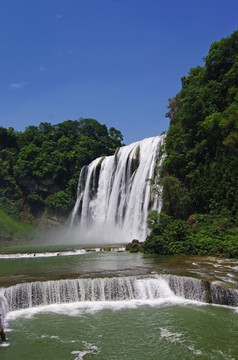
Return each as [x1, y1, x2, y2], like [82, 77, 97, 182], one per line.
[0, 118, 124, 220]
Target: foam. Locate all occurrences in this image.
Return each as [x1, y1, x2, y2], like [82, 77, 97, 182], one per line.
[0, 247, 125, 259]
[5, 296, 203, 323]
[0, 249, 87, 259]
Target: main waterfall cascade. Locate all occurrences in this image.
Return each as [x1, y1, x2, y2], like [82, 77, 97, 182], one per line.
[70, 135, 165, 243]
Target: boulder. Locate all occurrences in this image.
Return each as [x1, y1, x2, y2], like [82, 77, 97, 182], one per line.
[125, 239, 144, 252]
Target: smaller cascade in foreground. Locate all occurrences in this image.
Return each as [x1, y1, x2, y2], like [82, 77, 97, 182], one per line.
[2, 276, 172, 311]
[2, 275, 238, 313]
[70, 135, 165, 243]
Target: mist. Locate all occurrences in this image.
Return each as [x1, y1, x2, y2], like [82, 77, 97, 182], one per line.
[30, 222, 128, 248]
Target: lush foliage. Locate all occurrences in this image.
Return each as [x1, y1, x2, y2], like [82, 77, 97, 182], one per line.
[164, 30, 238, 218]
[144, 212, 238, 258]
[145, 30, 238, 257]
[0, 118, 123, 225]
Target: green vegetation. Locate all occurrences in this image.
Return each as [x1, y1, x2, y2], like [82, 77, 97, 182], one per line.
[0, 118, 123, 240]
[144, 212, 238, 258]
[0, 208, 35, 242]
[144, 30, 238, 258]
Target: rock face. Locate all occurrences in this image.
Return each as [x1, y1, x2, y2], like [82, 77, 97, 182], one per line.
[125, 239, 144, 252]
[20, 177, 61, 194]
[18, 177, 64, 226]
[39, 215, 65, 230]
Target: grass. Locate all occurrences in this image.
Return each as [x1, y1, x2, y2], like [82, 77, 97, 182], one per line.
[0, 207, 35, 241]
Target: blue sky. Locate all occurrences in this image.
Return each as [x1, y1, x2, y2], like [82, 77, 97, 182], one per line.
[0, 0, 238, 144]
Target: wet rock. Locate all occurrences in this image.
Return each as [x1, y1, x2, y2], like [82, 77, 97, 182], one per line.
[125, 239, 144, 252]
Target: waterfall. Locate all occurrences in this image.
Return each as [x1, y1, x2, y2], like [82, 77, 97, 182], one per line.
[2, 275, 238, 313]
[70, 135, 165, 243]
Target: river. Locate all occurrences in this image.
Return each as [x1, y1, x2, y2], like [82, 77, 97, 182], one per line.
[0, 244, 238, 359]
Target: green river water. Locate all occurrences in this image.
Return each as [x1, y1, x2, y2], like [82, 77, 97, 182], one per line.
[0, 245, 238, 360]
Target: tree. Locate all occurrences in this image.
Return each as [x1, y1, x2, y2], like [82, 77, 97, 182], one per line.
[163, 29, 238, 219]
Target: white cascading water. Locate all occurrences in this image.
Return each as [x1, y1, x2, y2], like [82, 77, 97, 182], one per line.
[70, 135, 165, 243]
[2, 275, 238, 314]
[2, 276, 173, 312]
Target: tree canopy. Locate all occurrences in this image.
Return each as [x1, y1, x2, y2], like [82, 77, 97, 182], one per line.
[0, 118, 124, 222]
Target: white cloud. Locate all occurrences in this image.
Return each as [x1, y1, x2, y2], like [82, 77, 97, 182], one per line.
[9, 81, 26, 90]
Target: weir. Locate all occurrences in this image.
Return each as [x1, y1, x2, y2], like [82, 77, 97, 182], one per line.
[70, 135, 165, 243]
[1, 275, 238, 316]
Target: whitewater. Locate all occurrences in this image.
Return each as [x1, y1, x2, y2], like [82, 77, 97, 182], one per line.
[70, 135, 165, 243]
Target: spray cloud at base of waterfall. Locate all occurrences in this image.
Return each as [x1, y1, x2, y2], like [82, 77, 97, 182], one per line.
[68, 221, 128, 245]
[70, 135, 165, 244]
[29, 222, 126, 248]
